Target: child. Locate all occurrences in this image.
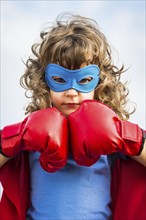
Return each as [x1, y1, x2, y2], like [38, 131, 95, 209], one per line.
[0, 13, 146, 220]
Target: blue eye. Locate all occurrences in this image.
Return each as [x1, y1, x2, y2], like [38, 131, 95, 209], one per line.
[52, 76, 66, 84]
[79, 77, 93, 85]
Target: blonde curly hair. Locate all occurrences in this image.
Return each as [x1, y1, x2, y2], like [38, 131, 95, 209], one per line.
[20, 13, 134, 120]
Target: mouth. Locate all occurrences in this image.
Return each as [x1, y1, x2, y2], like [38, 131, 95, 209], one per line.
[63, 103, 80, 108]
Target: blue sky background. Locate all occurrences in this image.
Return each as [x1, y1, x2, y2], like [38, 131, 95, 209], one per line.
[1, 0, 145, 128]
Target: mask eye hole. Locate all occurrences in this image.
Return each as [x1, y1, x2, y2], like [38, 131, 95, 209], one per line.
[79, 77, 93, 85]
[52, 76, 66, 84]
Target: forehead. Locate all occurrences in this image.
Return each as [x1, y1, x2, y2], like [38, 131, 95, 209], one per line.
[51, 37, 94, 69]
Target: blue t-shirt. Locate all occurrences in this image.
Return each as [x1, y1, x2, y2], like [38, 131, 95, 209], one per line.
[27, 152, 112, 220]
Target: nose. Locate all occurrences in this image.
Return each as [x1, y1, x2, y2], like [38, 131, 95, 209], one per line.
[65, 88, 78, 97]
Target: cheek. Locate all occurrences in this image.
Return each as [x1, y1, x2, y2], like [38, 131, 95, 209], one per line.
[50, 91, 58, 104]
[82, 91, 95, 100]
[50, 90, 63, 106]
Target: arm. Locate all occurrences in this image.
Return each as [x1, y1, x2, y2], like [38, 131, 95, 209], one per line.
[132, 139, 146, 167]
[0, 154, 11, 168]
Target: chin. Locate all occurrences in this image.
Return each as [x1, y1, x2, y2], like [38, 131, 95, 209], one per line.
[63, 109, 77, 116]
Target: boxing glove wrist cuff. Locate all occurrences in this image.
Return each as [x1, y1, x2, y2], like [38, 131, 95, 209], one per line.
[116, 120, 144, 156]
[0, 130, 9, 157]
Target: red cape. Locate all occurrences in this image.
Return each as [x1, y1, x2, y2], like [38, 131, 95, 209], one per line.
[0, 152, 30, 220]
[0, 152, 146, 220]
[111, 157, 146, 220]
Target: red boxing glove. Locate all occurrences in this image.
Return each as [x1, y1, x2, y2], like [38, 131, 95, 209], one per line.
[1, 108, 68, 172]
[68, 100, 144, 166]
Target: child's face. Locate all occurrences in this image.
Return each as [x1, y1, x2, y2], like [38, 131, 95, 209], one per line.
[50, 88, 95, 116]
[47, 62, 99, 116]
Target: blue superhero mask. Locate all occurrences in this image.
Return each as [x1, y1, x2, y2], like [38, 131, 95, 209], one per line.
[45, 64, 100, 93]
